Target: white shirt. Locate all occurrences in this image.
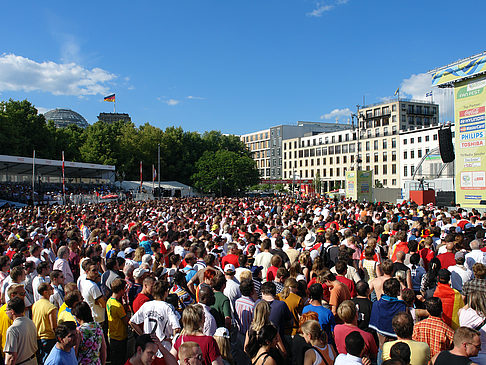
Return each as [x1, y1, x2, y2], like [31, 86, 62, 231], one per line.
[465, 249, 486, 270]
[223, 277, 241, 313]
[334, 353, 363, 365]
[80, 279, 105, 323]
[32, 275, 50, 302]
[200, 303, 217, 336]
[448, 264, 473, 293]
[130, 300, 181, 341]
[254, 252, 273, 281]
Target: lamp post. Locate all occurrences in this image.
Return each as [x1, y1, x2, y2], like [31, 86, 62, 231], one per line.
[351, 104, 362, 171]
[157, 143, 161, 199]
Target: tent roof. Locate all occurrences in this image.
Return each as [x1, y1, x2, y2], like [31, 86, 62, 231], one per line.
[0, 154, 115, 179]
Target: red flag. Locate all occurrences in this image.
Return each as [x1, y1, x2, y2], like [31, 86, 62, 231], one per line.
[152, 165, 156, 182]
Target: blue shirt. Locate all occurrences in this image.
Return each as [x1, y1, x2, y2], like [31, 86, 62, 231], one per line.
[139, 240, 153, 255]
[45, 346, 77, 365]
[302, 304, 336, 343]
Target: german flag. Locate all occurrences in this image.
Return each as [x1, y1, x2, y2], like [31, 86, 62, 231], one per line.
[104, 94, 115, 102]
[434, 282, 464, 330]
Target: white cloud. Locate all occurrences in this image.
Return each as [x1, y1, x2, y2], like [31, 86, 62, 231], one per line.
[398, 72, 455, 124]
[165, 99, 180, 106]
[0, 54, 116, 96]
[307, 4, 334, 17]
[186, 95, 206, 100]
[36, 107, 50, 115]
[320, 107, 352, 121]
[307, 0, 349, 17]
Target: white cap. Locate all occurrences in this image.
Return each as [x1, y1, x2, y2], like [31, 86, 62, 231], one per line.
[224, 264, 236, 273]
[133, 268, 149, 279]
[214, 327, 230, 338]
[124, 247, 135, 256]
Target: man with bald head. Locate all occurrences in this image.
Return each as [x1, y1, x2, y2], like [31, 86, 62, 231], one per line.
[465, 239, 486, 270]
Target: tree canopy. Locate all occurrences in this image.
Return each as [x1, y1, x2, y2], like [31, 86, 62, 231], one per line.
[0, 99, 260, 194]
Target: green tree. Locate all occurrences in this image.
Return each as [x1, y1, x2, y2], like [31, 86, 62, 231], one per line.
[0, 99, 52, 158]
[192, 150, 259, 196]
[313, 171, 322, 194]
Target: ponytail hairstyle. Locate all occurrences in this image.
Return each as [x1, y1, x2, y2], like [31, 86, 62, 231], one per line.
[250, 300, 271, 332]
[245, 324, 278, 359]
[300, 320, 327, 344]
[279, 278, 298, 300]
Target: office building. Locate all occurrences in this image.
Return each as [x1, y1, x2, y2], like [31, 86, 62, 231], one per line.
[98, 112, 131, 124]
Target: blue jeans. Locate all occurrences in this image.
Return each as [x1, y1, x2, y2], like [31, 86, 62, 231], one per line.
[38, 338, 56, 364]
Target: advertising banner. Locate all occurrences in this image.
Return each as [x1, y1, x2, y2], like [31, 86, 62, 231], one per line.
[432, 54, 486, 86]
[345, 171, 357, 200]
[357, 170, 372, 202]
[454, 76, 486, 207]
[346, 170, 372, 201]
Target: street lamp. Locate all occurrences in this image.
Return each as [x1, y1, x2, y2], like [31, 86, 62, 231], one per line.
[351, 104, 362, 171]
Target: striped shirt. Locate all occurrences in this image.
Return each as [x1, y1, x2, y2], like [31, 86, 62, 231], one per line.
[234, 295, 255, 335]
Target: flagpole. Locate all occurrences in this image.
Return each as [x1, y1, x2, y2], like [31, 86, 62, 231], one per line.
[32, 150, 35, 206]
[152, 164, 155, 191]
[140, 161, 143, 194]
[62, 151, 65, 205]
[157, 144, 160, 199]
[114, 97, 116, 113]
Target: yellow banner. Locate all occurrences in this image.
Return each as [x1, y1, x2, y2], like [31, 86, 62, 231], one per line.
[454, 75, 486, 207]
[432, 55, 486, 86]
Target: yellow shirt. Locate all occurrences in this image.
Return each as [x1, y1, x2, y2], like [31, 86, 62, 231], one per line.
[32, 298, 57, 339]
[58, 302, 68, 318]
[383, 339, 431, 365]
[106, 297, 127, 341]
[58, 307, 76, 324]
[0, 304, 12, 355]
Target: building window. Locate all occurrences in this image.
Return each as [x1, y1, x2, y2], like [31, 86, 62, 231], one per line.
[411, 166, 415, 175]
[366, 153, 370, 163]
[404, 166, 408, 176]
[418, 137, 422, 143]
[392, 151, 397, 161]
[411, 138, 414, 144]
[404, 139, 407, 145]
[366, 141, 370, 151]
[343, 156, 347, 163]
[383, 140, 387, 149]
[392, 164, 396, 174]
[392, 138, 396, 148]
[433, 134, 438, 141]
[383, 152, 387, 162]
[383, 165, 387, 174]
[425, 135, 430, 142]
[374, 153, 379, 162]
[383, 179, 387, 186]
[374, 165, 379, 174]
[374, 140, 379, 150]
[403, 151, 407, 159]
[418, 149, 422, 158]
[392, 104, 397, 111]
[411, 150, 415, 159]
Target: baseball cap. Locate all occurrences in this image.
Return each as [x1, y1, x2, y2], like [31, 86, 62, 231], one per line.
[133, 268, 149, 279]
[224, 264, 236, 273]
[124, 247, 135, 256]
[214, 327, 230, 339]
[455, 251, 465, 260]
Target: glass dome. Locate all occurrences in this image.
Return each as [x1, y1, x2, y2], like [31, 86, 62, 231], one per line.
[43, 108, 89, 128]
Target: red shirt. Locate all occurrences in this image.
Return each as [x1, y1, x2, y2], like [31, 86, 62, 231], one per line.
[420, 247, 435, 270]
[132, 293, 152, 313]
[334, 324, 378, 357]
[266, 266, 278, 282]
[437, 252, 455, 269]
[336, 275, 356, 298]
[173, 334, 221, 365]
[221, 254, 239, 269]
[307, 278, 330, 303]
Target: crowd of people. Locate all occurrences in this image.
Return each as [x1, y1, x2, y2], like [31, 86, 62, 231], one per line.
[0, 196, 483, 365]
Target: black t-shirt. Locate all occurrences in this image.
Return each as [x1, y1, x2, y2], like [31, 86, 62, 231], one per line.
[352, 297, 373, 330]
[434, 351, 472, 365]
[393, 262, 410, 275]
[290, 334, 312, 365]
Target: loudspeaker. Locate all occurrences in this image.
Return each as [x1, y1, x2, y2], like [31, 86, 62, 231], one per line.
[438, 128, 455, 163]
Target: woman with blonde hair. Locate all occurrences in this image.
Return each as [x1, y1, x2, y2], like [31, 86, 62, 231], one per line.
[244, 300, 286, 356]
[133, 246, 145, 265]
[459, 291, 486, 363]
[301, 320, 337, 365]
[170, 304, 224, 365]
[277, 278, 304, 335]
[214, 327, 234, 365]
[299, 251, 312, 282]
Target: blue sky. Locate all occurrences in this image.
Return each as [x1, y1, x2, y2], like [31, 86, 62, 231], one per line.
[0, 0, 484, 135]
